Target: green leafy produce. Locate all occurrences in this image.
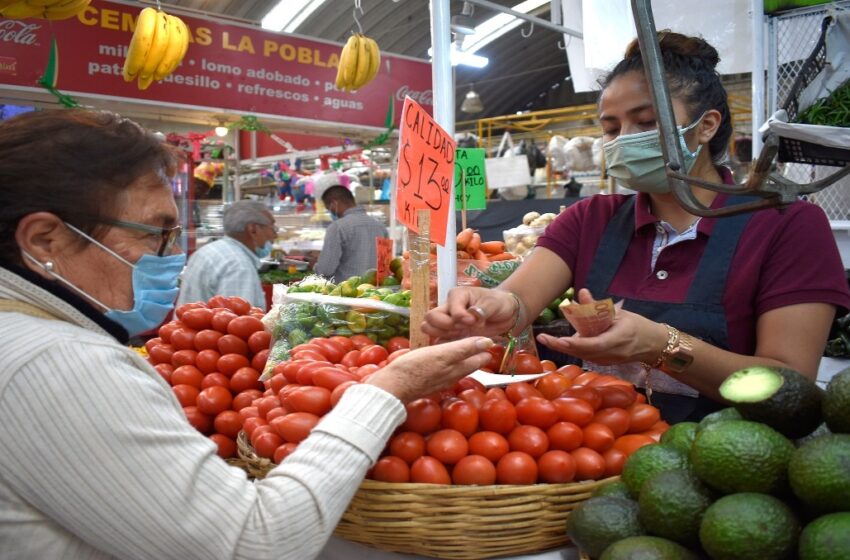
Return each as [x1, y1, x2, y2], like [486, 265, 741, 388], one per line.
[797, 80, 850, 127]
[259, 269, 307, 285]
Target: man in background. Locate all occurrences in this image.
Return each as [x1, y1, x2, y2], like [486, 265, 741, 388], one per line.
[177, 200, 276, 309]
[314, 185, 388, 282]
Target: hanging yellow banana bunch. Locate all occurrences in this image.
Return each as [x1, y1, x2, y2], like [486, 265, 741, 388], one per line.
[0, 0, 91, 20]
[122, 7, 190, 90]
[335, 33, 381, 92]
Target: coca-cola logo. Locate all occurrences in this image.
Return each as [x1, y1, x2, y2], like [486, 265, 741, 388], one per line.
[396, 85, 433, 106]
[0, 20, 40, 46]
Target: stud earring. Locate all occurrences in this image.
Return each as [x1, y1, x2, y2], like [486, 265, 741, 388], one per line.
[44, 261, 54, 271]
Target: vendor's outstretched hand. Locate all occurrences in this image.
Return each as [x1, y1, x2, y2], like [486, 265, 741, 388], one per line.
[536, 288, 667, 366]
[421, 287, 517, 341]
[366, 337, 494, 403]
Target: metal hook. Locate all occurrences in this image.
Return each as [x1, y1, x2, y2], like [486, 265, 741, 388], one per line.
[352, 0, 364, 34]
[556, 39, 567, 50]
[155, 0, 161, 9]
[520, 21, 534, 38]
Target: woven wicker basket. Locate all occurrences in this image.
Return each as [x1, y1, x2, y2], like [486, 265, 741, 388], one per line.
[236, 432, 616, 559]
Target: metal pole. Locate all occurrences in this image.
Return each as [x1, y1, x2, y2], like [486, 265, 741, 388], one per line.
[461, 0, 583, 39]
[431, 0, 457, 305]
[751, 0, 765, 157]
[767, 17, 778, 116]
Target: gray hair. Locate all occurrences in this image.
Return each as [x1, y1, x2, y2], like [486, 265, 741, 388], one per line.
[223, 200, 271, 235]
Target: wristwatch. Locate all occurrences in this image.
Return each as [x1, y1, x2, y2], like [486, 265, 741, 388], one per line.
[643, 324, 695, 375]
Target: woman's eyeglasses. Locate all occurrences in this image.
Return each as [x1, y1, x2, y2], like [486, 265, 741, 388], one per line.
[102, 219, 182, 256]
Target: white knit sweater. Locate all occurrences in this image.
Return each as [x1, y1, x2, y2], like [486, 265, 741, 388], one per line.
[0, 266, 405, 560]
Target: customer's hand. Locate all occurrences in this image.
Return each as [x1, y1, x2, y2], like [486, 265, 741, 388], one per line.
[366, 337, 494, 403]
[422, 287, 517, 341]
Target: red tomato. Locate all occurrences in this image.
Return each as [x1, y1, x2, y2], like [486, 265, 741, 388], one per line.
[222, 296, 251, 316]
[496, 451, 538, 484]
[310, 338, 346, 364]
[426, 429, 469, 465]
[485, 345, 505, 372]
[572, 372, 599, 386]
[213, 410, 243, 439]
[256, 395, 281, 419]
[410, 456, 452, 484]
[515, 397, 559, 429]
[453, 376, 486, 393]
[458, 389, 486, 410]
[283, 386, 332, 416]
[251, 349, 270, 372]
[276, 360, 303, 383]
[144, 337, 163, 353]
[612, 434, 656, 456]
[232, 389, 264, 412]
[154, 363, 173, 384]
[593, 408, 631, 437]
[478, 398, 517, 435]
[217, 334, 249, 356]
[148, 344, 175, 365]
[229, 367, 261, 393]
[268, 373, 287, 394]
[158, 321, 183, 343]
[312, 367, 358, 390]
[402, 398, 442, 434]
[537, 450, 577, 483]
[291, 349, 328, 363]
[468, 431, 510, 463]
[349, 334, 373, 350]
[535, 372, 573, 400]
[340, 350, 362, 368]
[329, 335, 355, 353]
[560, 386, 603, 410]
[181, 307, 214, 331]
[602, 447, 627, 477]
[175, 302, 206, 319]
[387, 348, 411, 363]
[266, 407, 289, 422]
[217, 353, 250, 376]
[193, 329, 223, 352]
[197, 386, 233, 416]
[170, 329, 197, 351]
[209, 433, 237, 459]
[355, 364, 381, 378]
[627, 404, 662, 433]
[241, 415, 267, 437]
[385, 336, 410, 353]
[372, 456, 411, 482]
[273, 442, 298, 463]
[247, 330, 272, 355]
[571, 447, 606, 481]
[201, 373, 230, 391]
[556, 364, 584, 381]
[358, 345, 389, 366]
[210, 309, 238, 333]
[485, 387, 508, 401]
[253, 431, 284, 459]
[596, 385, 638, 409]
[389, 431, 426, 464]
[227, 315, 265, 339]
[441, 400, 479, 437]
[171, 349, 198, 368]
[272, 411, 320, 443]
[512, 351, 543, 375]
[540, 360, 558, 372]
[330, 380, 358, 407]
[582, 422, 616, 452]
[171, 365, 204, 389]
[172, 384, 199, 407]
[452, 455, 497, 485]
[551, 397, 596, 427]
[195, 349, 221, 374]
[206, 296, 230, 310]
[546, 421, 584, 451]
[505, 382, 543, 404]
[508, 425, 549, 458]
[183, 406, 213, 434]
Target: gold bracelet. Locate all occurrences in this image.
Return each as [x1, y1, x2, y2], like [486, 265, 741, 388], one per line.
[640, 323, 679, 370]
[505, 291, 523, 335]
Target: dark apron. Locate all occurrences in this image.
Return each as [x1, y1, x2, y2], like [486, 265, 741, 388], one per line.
[583, 195, 755, 424]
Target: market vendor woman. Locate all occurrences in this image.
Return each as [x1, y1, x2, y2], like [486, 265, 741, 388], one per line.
[0, 109, 495, 559]
[424, 32, 850, 423]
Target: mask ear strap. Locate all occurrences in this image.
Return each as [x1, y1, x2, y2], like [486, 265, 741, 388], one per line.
[21, 250, 113, 312]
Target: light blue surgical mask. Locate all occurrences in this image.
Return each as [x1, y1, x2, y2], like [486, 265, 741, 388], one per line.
[24, 223, 186, 337]
[603, 115, 704, 193]
[255, 241, 273, 259]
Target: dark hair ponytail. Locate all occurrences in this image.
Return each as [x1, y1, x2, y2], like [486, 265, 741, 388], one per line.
[602, 32, 732, 163]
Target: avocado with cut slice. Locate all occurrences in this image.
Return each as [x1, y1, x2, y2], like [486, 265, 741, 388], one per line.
[719, 366, 824, 439]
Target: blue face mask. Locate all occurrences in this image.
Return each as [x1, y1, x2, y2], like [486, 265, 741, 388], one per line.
[255, 241, 273, 259]
[26, 223, 186, 337]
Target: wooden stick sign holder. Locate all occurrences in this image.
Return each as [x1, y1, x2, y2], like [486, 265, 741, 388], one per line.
[407, 209, 431, 350]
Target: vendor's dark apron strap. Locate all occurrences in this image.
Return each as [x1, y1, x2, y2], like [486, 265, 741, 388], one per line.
[583, 195, 636, 298]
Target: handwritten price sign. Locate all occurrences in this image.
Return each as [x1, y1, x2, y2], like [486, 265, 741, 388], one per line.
[395, 96, 456, 246]
[454, 148, 487, 211]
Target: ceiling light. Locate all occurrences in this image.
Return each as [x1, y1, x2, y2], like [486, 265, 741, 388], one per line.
[214, 125, 229, 137]
[460, 86, 484, 114]
[262, 0, 327, 33]
[463, 0, 549, 55]
[451, 1, 476, 36]
[427, 45, 489, 68]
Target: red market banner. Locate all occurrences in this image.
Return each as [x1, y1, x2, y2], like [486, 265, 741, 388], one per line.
[0, 0, 433, 129]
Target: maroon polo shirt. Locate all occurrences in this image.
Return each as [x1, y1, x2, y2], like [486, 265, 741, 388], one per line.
[537, 184, 850, 355]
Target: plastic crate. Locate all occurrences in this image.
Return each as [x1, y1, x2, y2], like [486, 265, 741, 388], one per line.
[781, 16, 831, 122]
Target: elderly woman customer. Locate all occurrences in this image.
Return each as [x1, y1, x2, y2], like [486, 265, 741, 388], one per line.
[0, 109, 494, 560]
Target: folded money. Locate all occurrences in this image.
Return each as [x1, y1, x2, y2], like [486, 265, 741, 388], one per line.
[558, 297, 617, 337]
